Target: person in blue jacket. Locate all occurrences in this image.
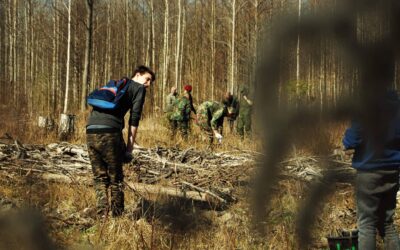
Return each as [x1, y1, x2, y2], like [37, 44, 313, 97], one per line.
[343, 90, 400, 250]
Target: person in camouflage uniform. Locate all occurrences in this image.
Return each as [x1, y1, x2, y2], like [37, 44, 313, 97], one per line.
[86, 65, 155, 217]
[169, 85, 193, 140]
[165, 87, 179, 138]
[222, 92, 239, 134]
[185, 84, 196, 115]
[165, 87, 178, 113]
[196, 101, 233, 144]
[164, 87, 178, 139]
[236, 85, 253, 138]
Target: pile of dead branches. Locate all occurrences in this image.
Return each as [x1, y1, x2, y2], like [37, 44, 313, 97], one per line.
[0, 134, 354, 205]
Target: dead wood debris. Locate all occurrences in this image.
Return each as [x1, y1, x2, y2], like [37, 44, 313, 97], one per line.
[0, 137, 355, 205]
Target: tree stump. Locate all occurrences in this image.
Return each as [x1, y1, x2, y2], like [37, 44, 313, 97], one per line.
[38, 116, 47, 129]
[58, 114, 75, 140]
[38, 116, 56, 132]
[46, 117, 55, 131]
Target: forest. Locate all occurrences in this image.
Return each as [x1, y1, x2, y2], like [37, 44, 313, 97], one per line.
[1, 0, 376, 118]
[1, 0, 400, 249]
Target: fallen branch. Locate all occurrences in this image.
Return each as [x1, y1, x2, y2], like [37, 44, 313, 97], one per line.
[181, 181, 227, 203]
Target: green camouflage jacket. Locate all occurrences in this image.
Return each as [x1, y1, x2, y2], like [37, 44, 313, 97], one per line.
[165, 93, 177, 113]
[238, 97, 252, 119]
[170, 96, 191, 122]
[198, 101, 226, 129]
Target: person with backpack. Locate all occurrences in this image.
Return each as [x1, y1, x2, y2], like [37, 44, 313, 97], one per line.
[86, 65, 155, 217]
[343, 90, 400, 249]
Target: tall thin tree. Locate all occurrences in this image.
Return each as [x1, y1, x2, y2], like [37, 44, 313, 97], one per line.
[175, 0, 182, 88]
[81, 0, 94, 111]
[162, 0, 169, 109]
[63, 0, 72, 114]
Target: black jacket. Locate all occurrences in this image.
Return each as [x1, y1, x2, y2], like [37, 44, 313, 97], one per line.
[87, 80, 146, 130]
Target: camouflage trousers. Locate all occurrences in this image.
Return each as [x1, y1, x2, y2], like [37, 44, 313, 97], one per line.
[227, 118, 236, 133]
[86, 132, 125, 217]
[196, 113, 222, 145]
[169, 119, 189, 140]
[237, 116, 251, 138]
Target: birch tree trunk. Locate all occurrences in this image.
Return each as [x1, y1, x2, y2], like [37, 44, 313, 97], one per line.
[2, 2, 7, 94]
[29, 0, 34, 114]
[52, 1, 59, 113]
[296, 0, 301, 96]
[174, 0, 182, 89]
[104, 2, 111, 82]
[179, 2, 186, 90]
[162, 0, 169, 109]
[211, 0, 215, 100]
[252, 0, 259, 86]
[63, 0, 72, 114]
[150, 0, 155, 70]
[230, 0, 236, 93]
[145, 0, 150, 67]
[24, 3, 28, 99]
[125, 0, 130, 73]
[59, 0, 74, 140]
[81, 0, 94, 111]
[12, 0, 17, 105]
[8, 1, 12, 85]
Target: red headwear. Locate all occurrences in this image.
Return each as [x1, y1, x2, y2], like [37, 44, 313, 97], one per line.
[184, 84, 193, 92]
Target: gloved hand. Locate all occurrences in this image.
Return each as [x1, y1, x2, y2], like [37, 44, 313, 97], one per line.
[123, 151, 133, 163]
[215, 133, 223, 143]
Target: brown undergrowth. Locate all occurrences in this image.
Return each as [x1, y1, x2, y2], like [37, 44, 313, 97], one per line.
[0, 111, 366, 249]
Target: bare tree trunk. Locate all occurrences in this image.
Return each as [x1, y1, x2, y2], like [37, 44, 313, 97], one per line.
[51, 2, 57, 114]
[252, 0, 259, 87]
[162, 0, 169, 109]
[24, 3, 28, 99]
[53, 1, 60, 113]
[63, 0, 72, 114]
[211, 0, 215, 100]
[29, 0, 34, 115]
[81, 0, 94, 111]
[145, 0, 150, 67]
[179, 2, 186, 90]
[125, 0, 130, 73]
[296, 0, 301, 96]
[229, 0, 236, 93]
[92, 13, 99, 90]
[105, 2, 111, 82]
[150, 0, 155, 70]
[7, 1, 12, 85]
[2, 2, 8, 96]
[174, 0, 182, 89]
[12, 0, 17, 107]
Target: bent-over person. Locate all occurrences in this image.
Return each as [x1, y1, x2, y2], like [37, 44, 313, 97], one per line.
[196, 101, 233, 145]
[86, 65, 155, 217]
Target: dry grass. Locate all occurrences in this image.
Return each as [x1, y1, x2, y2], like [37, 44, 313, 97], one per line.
[0, 110, 363, 249]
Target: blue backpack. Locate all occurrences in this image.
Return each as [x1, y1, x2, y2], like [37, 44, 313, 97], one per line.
[87, 77, 131, 110]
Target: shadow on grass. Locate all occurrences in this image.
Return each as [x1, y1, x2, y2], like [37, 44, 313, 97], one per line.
[128, 196, 228, 234]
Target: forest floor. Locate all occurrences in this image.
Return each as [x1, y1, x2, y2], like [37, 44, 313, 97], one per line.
[0, 112, 390, 249]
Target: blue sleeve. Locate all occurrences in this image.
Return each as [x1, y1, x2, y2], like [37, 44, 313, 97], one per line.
[342, 122, 363, 149]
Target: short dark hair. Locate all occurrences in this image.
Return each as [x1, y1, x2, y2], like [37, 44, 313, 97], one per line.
[131, 65, 156, 82]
